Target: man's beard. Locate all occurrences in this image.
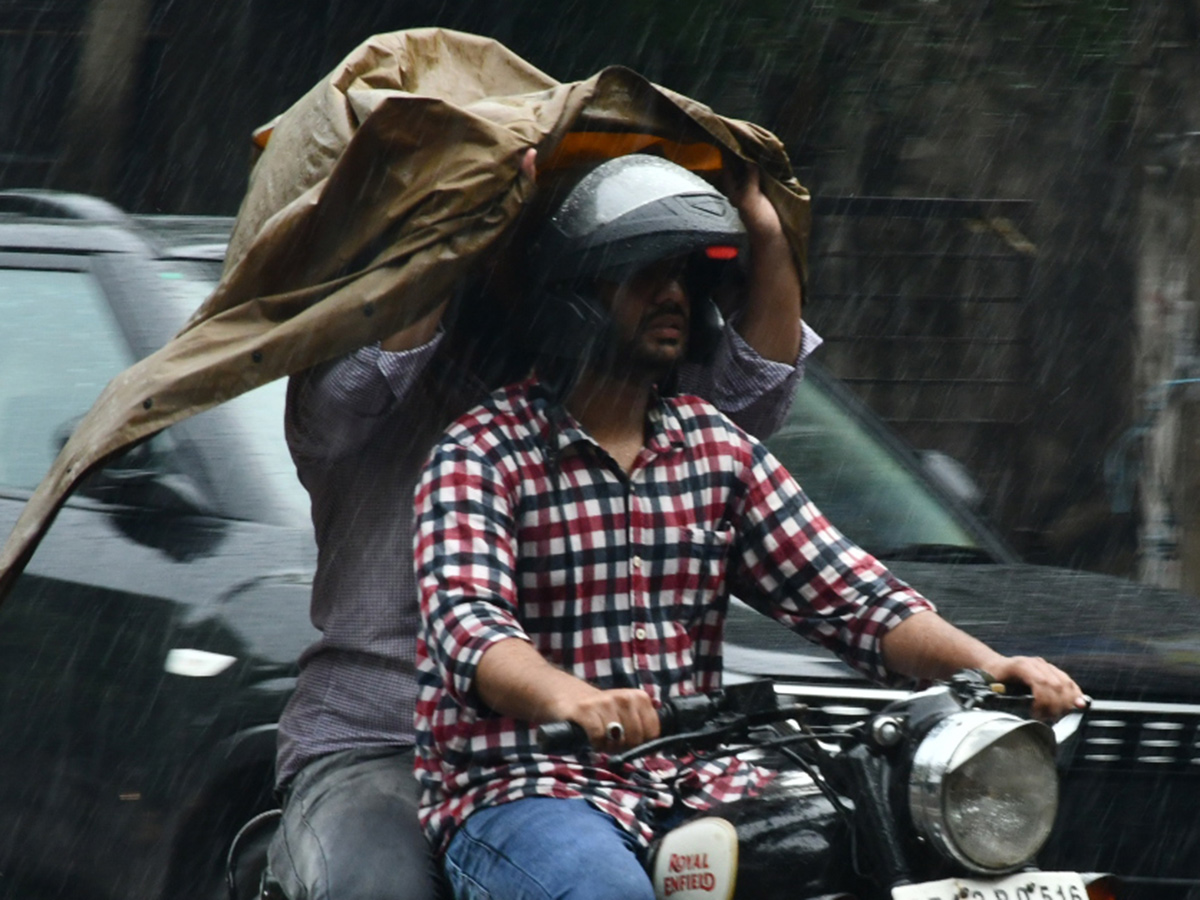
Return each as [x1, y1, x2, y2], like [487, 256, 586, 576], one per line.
[594, 306, 688, 384]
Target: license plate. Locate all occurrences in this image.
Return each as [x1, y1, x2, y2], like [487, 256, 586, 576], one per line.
[892, 871, 1089, 900]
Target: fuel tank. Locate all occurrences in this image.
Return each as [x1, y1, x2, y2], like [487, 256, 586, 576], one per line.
[703, 775, 855, 900]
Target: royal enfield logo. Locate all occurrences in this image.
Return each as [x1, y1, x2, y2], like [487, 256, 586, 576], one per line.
[651, 818, 737, 900]
[663, 853, 717, 895]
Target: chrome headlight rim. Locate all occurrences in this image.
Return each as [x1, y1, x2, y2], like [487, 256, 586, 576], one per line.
[908, 710, 1059, 874]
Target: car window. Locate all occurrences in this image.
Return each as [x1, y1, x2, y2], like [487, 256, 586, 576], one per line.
[151, 261, 310, 522]
[0, 267, 132, 490]
[766, 374, 981, 558]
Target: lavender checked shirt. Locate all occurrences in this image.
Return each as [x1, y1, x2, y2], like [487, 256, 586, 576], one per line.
[275, 320, 822, 787]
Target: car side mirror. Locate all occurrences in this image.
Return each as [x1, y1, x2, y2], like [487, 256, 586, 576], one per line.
[918, 450, 984, 511]
[55, 418, 212, 515]
[83, 459, 213, 515]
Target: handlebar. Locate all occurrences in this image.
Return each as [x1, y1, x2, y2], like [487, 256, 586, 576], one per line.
[535, 681, 805, 757]
[536, 720, 591, 753]
[947, 669, 1039, 715]
[536, 692, 724, 754]
[535, 671, 1049, 760]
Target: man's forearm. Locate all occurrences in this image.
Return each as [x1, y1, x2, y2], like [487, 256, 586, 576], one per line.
[880, 610, 1089, 721]
[736, 225, 803, 364]
[879, 611, 1006, 681]
[726, 168, 803, 364]
[475, 637, 601, 724]
[475, 638, 660, 748]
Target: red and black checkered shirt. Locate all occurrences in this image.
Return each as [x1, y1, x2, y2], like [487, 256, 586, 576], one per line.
[414, 376, 934, 853]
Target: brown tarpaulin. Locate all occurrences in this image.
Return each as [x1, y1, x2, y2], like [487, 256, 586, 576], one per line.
[0, 28, 810, 599]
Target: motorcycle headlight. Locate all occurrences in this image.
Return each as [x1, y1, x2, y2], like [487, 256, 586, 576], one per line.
[908, 710, 1058, 874]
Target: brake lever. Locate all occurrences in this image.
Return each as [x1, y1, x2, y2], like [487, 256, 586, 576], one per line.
[607, 716, 749, 767]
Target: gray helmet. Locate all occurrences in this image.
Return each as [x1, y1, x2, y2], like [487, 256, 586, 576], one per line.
[532, 154, 747, 286]
[523, 154, 746, 376]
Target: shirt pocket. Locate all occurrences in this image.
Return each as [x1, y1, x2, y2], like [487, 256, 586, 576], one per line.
[661, 524, 735, 618]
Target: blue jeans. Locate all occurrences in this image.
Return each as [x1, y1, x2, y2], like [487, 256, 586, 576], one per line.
[443, 798, 656, 900]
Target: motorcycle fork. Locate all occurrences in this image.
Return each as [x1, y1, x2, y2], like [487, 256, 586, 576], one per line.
[839, 744, 913, 891]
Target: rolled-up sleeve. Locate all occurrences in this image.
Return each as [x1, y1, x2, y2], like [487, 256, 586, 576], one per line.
[730, 441, 935, 684]
[677, 321, 822, 440]
[415, 438, 529, 706]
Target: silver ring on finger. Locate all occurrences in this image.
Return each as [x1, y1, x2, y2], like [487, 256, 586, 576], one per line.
[605, 721, 625, 743]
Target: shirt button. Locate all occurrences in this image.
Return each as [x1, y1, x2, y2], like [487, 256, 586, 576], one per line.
[632, 556, 643, 569]
[634, 627, 648, 640]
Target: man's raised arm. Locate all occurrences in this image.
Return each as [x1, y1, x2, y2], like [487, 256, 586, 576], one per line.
[724, 165, 804, 365]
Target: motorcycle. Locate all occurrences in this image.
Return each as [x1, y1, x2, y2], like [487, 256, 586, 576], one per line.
[538, 670, 1118, 900]
[227, 670, 1118, 900]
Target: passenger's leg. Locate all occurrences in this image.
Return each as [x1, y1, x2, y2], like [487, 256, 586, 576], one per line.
[442, 797, 654, 900]
[268, 748, 441, 900]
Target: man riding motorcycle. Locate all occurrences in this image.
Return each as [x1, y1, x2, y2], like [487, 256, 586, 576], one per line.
[412, 154, 1087, 900]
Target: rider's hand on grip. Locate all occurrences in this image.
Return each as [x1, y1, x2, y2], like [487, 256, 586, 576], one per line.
[538, 691, 726, 757]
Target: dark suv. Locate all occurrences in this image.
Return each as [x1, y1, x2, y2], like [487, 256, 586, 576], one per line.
[0, 191, 318, 900]
[1, 190, 1196, 900]
[729, 365, 1200, 900]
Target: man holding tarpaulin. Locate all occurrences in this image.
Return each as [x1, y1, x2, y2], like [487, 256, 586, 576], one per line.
[272, 124, 817, 900]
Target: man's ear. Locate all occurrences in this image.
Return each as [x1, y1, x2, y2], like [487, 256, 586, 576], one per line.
[519, 286, 611, 364]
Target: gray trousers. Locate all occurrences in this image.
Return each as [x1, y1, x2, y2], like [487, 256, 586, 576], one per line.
[268, 747, 443, 900]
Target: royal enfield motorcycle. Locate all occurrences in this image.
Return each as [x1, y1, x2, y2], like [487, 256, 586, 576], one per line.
[538, 671, 1118, 900]
[228, 671, 1118, 900]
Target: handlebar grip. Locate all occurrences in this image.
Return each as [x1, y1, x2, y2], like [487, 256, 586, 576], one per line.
[660, 692, 718, 734]
[993, 680, 1033, 697]
[536, 720, 590, 753]
[950, 668, 1034, 708]
[537, 692, 721, 754]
